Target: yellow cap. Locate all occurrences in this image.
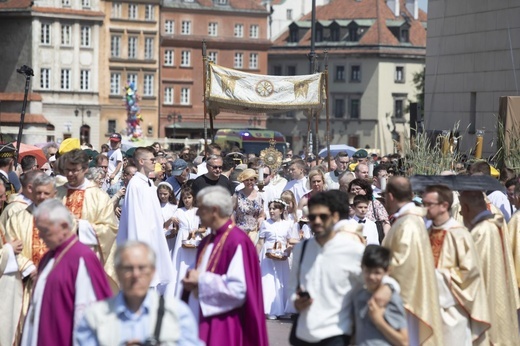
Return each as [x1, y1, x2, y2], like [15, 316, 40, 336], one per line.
[155, 162, 164, 173]
[59, 138, 81, 155]
[490, 165, 500, 179]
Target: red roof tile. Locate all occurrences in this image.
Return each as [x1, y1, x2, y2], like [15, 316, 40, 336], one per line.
[0, 93, 42, 102]
[273, 0, 426, 48]
[0, 0, 32, 10]
[0, 113, 50, 124]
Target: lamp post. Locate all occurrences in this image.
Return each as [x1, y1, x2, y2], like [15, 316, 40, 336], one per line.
[167, 112, 182, 138]
[75, 106, 91, 125]
[75, 106, 91, 144]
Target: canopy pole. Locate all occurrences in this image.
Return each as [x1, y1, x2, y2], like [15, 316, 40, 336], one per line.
[307, 111, 312, 160]
[324, 51, 331, 171]
[308, 0, 317, 162]
[202, 40, 209, 156]
[15, 65, 34, 169]
[209, 111, 215, 143]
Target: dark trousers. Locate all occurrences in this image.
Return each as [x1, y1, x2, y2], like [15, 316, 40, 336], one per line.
[292, 334, 351, 346]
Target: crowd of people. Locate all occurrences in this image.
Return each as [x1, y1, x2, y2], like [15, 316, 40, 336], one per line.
[1, 134, 520, 346]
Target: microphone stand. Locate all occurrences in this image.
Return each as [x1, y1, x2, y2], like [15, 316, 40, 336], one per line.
[15, 65, 34, 168]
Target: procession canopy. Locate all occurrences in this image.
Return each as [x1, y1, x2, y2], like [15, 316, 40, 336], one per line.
[206, 62, 326, 115]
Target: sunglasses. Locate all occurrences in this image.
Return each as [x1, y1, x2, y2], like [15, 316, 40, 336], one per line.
[208, 165, 223, 170]
[308, 213, 331, 222]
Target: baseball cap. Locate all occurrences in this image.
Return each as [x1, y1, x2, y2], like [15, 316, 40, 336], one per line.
[171, 159, 188, 176]
[352, 149, 368, 159]
[109, 133, 122, 142]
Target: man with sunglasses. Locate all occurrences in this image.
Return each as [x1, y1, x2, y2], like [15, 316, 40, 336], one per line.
[191, 155, 234, 197]
[118, 147, 174, 294]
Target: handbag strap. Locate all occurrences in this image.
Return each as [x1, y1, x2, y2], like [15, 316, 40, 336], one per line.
[297, 239, 309, 290]
[372, 200, 379, 220]
[153, 295, 165, 343]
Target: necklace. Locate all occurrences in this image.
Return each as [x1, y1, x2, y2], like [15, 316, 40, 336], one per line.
[196, 222, 233, 273]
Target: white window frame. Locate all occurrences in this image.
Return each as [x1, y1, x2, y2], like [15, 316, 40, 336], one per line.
[145, 4, 154, 20]
[249, 24, 259, 38]
[61, 69, 71, 90]
[128, 36, 138, 59]
[128, 4, 138, 19]
[208, 51, 217, 64]
[81, 0, 90, 8]
[164, 87, 173, 104]
[234, 24, 244, 37]
[165, 20, 174, 34]
[80, 26, 91, 47]
[111, 3, 121, 18]
[40, 68, 51, 89]
[110, 72, 121, 95]
[143, 74, 154, 96]
[181, 50, 191, 67]
[181, 20, 191, 35]
[61, 24, 72, 46]
[41, 23, 51, 45]
[249, 53, 258, 69]
[180, 88, 190, 105]
[164, 50, 174, 66]
[62, 0, 70, 6]
[144, 37, 154, 60]
[395, 66, 405, 83]
[234, 52, 243, 69]
[208, 22, 218, 36]
[111, 35, 121, 57]
[127, 73, 138, 88]
[80, 69, 90, 91]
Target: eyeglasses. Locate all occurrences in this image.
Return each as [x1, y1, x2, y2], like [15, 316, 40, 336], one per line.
[143, 158, 156, 163]
[308, 213, 331, 222]
[423, 202, 441, 207]
[207, 165, 222, 170]
[41, 168, 49, 172]
[118, 265, 153, 276]
[64, 168, 84, 175]
[99, 165, 108, 169]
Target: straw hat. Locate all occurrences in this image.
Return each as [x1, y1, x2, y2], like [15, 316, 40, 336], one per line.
[237, 168, 258, 182]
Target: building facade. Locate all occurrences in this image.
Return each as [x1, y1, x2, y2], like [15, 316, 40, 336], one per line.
[0, 0, 104, 147]
[424, 0, 520, 156]
[269, 0, 426, 155]
[159, 0, 271, 140]
[98, 0, 160, 143]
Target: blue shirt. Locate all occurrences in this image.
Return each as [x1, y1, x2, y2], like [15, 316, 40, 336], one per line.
[75, 291, 202, 346]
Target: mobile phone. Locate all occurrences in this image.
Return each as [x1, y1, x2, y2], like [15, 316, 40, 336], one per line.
[298, 291, 311, 299]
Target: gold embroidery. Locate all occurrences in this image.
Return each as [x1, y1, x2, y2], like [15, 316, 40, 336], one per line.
[31, 217, 47, 266]
[429, 229, 447, 268]
[65, 189, 86, 219]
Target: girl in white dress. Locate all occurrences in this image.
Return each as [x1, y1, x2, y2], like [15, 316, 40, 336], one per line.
[157, 182, 178, 257]
[170, 187, 207, 297]
[256, 199, 293, 319]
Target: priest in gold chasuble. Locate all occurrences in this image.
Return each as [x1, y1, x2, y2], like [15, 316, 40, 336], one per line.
[423, 185, 490, 345]
[57, 149, 118, 290]
[382, 177, 443, 346]
[460, 190, 520, 345]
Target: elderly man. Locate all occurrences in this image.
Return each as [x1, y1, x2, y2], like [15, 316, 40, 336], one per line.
[0, 170, 42, 229]
[0, 179, 24, 346]
[118, 147, 174, 293]
[191, 155, 234, 196]
[383, 177, 442, 345]
[459, 190, 520, 345]
[57, 149, 119, 289]
[182, 186, 268, 346]
[372, 165, 388, 197]
[165, 158, 190, 200]
[354, 163, 369, 180]
[6, 174, 58, 336]
[324, 152, 350, 190]
[423, 185, 490, 345]
[75, 241, 202, 345]
[21, 199, 112, 346]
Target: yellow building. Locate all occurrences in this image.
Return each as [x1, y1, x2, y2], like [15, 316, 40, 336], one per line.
[98, 0, 160, 143]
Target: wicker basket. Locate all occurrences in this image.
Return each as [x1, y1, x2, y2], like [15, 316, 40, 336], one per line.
[266, 241, 287, 261]
[182, 231, 199, 249]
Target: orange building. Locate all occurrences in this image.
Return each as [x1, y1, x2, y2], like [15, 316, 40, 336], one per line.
[160, 0, 271, 139]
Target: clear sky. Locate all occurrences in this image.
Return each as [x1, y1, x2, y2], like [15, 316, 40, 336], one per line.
[419, 0, 428, 12]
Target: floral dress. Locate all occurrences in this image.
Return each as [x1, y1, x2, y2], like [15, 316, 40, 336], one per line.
[234, 190, 264, 232]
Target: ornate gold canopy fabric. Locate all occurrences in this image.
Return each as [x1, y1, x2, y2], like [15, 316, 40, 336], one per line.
[206, 63, 326, 115]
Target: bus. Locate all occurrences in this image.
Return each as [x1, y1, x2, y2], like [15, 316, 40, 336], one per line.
[214, 129, 287, 156]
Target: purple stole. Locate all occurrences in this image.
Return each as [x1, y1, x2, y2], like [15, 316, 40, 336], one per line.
[194, 220, 268, 346]
[35, 235, 112, 346]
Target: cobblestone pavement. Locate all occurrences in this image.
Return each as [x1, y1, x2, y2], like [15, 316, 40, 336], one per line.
[267, 318, 292, 346]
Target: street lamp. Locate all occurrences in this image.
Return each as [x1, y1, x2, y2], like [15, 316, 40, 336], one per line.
[75, 106, 91, 125]
[167, 112, 182, 138]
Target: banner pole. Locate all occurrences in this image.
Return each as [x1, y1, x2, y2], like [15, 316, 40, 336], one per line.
[202, 40, 209, 156]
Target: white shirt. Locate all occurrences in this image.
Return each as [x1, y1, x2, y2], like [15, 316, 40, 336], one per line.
[289, 232, 365, 342]
[107, 148, 122, 180]
[283, 177, 309, 204]
[353, 215, 380, 245]
[487, 190, 513, 222]
[324, 171, 341, 190]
